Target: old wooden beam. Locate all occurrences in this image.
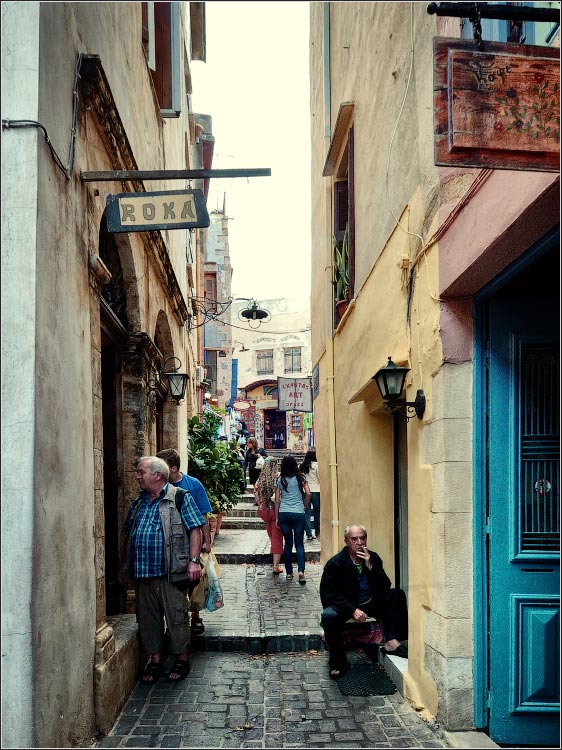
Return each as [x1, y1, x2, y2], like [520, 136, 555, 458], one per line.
[81, 168, 271, 182]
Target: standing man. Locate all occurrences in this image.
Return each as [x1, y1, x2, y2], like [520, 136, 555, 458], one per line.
[119, 456, 205, 684]
[156, 448, 212, 636]
[319, 524, 408, 680]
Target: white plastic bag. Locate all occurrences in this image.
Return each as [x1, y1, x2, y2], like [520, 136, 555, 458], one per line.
[204, 552, 224, 612]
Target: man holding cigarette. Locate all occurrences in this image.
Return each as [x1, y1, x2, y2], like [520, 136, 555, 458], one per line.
[319, 524, 408, 679]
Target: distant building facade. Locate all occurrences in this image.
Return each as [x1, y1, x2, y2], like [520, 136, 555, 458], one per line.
[230, 297, 313, 452]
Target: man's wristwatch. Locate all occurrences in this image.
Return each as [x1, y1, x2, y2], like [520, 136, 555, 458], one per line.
[189, 557, 201, 564]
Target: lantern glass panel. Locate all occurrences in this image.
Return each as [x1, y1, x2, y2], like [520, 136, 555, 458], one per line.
[166, 372, 187, 399]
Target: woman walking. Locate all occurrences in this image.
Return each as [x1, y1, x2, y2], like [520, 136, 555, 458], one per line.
[300, 449, 321, 541]
[275, 456, 311, 584]
[245, 437, 267, 487]
[254, 458, 283, 575]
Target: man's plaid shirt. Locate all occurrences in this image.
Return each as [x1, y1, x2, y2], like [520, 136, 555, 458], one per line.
[122, 484, 205, 578]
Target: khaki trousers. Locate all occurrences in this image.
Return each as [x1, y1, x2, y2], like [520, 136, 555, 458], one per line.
[136, 576, 190, 655]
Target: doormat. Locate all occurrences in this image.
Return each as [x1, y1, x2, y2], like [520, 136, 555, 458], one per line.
[336, 663, 397, 696]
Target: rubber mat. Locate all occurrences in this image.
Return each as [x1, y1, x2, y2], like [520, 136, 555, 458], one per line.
[336, 663, 397, 696]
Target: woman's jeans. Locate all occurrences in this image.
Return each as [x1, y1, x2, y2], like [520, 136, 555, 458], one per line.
[304, 492, 321, 538]
[278, 511, 306, 575]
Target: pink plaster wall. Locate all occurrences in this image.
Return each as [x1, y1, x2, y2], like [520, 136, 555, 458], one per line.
[438, 171, 559, 362]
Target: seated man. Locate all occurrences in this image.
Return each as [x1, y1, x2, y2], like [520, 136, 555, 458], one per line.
[319, 524, 408, 679]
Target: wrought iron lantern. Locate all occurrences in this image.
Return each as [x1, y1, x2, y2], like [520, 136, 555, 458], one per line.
[373, 356, 426, 422]
[147, 356, 189, 406]
[237, 299, 271, 328]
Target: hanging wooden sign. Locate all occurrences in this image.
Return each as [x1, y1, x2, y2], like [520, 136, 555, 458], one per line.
[434, 38, 559, 172]
[106, 188, 210, 232]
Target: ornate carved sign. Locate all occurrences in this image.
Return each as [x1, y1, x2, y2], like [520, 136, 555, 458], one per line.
[434, 38, 560, 172]
[106, 189, 210, 233]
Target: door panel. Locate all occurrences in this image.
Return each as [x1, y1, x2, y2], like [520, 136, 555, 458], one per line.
[487, 298, 560, 744]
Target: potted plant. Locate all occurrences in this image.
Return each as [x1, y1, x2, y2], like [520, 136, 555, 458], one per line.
[333, 224, 350, 318]
[187, 407, 245, 537]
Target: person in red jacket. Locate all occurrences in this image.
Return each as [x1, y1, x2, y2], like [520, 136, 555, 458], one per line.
[319, 524, 408, 679]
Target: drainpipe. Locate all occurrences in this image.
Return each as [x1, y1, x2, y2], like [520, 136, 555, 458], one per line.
[322, 2, 340, 553]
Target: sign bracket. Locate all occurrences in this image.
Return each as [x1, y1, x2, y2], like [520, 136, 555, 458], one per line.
[81, 168, 271, 182]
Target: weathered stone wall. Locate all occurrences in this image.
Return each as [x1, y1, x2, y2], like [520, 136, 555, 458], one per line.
[2, 2, 201, 746]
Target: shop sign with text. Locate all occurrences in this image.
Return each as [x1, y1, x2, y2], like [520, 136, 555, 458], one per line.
[434, 38, 559, 172]
[106, 189, 210, 233]
[277, 377, 313, 413]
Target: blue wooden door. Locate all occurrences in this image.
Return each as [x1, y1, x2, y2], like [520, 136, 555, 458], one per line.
[487, 297, 560, 744]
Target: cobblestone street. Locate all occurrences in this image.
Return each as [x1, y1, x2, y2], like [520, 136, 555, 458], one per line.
[95, 505, 450, 749]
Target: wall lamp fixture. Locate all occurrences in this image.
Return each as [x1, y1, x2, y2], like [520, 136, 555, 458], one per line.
[147, 356, 189, 406]
[373, 356, 426, 422]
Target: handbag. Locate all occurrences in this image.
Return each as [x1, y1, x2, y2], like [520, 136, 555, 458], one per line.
[255, 455, 265, 469]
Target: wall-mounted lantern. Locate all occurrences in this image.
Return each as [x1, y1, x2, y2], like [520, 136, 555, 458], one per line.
[147, 356, 189, 406]
[372, 356, 426, 422]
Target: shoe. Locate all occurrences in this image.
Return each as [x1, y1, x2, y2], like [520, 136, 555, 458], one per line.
[306, 537, 313, 542]
[140, 660, 163, 685]
[191, 620, 205, 636]
[329, 663, 350, 680]
[272, 567, 282, 575]
[168, 657, 191, 682]
[286, 573, 293, 580]
[381, 644, 408, 658]
[298, 572, 306, 585]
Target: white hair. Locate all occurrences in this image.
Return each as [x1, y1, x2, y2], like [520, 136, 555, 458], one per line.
[344, 524, 367, 540]
[137, 456, 170, 481]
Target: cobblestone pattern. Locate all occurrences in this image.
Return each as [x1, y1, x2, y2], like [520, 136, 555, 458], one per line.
[189, 563, 325, 652]
[96, 651, 447, 749]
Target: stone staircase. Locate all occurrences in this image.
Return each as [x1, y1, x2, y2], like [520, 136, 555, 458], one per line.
[217, 488, 320, 564]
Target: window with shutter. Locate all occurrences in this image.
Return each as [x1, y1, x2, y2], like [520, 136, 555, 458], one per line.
[257, 350, 274, 375]
[323, 103, 355, 327]
[142, 1, 181, 116]
[204, 273, 218, 313]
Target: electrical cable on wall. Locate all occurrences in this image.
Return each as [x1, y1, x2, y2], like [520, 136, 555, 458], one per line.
[2, 52, 83, 181]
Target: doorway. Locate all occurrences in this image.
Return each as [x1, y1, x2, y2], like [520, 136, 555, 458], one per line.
[393, 412, 408, 594]
[264, 410, 287, 450]
[475, 234, 560, 745]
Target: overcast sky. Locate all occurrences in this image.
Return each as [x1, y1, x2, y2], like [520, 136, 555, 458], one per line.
[191, 1, 311, 305]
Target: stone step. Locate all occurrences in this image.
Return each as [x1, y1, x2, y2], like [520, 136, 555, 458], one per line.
[188, 562, 325, 655]
[213, 550, 320, 565]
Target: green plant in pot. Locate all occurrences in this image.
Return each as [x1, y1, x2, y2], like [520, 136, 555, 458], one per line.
[187, 407, 244, 519]
[333, 224, 350, 309]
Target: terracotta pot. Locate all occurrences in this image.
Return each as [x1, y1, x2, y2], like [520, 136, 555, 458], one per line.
[336, 298, 349, 319]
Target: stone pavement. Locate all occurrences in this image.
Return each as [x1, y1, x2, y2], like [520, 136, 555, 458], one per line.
[95, 500, 450, 749]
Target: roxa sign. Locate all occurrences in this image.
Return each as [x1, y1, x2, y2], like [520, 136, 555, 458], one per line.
[106, 188, 210, 233]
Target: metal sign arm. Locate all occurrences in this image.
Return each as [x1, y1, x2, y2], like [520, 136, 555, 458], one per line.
[81, 168, 271, 182]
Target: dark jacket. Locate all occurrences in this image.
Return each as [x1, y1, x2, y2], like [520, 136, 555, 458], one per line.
[244, 447, 267, 470]
[319, 546, 391, 618]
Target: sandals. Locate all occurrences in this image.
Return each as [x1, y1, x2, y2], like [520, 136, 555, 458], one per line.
[140, 660, 163, 685]
[272, 567, 282, 575]
[329, 663, 350, 680]
[298, 572, 307, 585]
[285, 573, 293, 580]
[168, 657, 191, 682]
[191, 620, 205, 636]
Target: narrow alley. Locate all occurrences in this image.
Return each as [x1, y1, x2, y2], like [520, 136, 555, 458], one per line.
[95, 492, 455, 749]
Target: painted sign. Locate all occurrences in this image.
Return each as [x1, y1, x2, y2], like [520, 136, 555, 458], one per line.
[232, 400, 252, 411]
[434, 38, 560, 172]
[277, 377, 313, 413]
[106, 189, 210, 233]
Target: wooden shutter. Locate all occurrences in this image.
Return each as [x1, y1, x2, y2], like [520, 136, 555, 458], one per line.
[348, 125, 355, 298]
[152, 2, 172, 110]
[334, 181, 348, 243]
